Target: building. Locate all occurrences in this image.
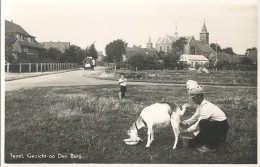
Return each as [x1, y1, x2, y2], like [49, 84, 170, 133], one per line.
[146, 36, 153, 49]
[123, 46, 158, 62]
[40, 41, 70, 53]
[5, 20, 45, 57]
[179, 54, 209, 67]
[152, 20, 216, 58]
[247, 50, 257, 64]
[97, 51, 105, 61]
[200, 21, 209, 45]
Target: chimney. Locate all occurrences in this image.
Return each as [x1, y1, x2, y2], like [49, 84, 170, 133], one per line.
[139, 45, 142, 48]
[11, 20, 13, 23]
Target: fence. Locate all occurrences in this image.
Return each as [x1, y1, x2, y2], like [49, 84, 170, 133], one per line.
[5, 63, 80, 73]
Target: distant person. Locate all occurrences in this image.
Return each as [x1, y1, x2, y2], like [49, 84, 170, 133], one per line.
[181, 87, 229, 153]
[118, 73, 127, 99]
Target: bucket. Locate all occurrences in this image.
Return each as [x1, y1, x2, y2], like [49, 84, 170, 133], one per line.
[180, 136, 193, 148]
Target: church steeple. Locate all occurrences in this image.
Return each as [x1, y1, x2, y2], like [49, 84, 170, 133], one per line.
[147, 36, 153, 49]
[174, 22, 178, 38]
[200, 19, 209, 45]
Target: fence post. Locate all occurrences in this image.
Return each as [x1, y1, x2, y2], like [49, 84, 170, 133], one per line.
[29, 63, 31, 73]
[36, 63, 38, 72]
[40, 63, 42, 72]
[19, 63, 22, 73]
[7, 62, 9, 73]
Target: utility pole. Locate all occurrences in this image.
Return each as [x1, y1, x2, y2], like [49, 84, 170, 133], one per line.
[215, 40, 218, 71]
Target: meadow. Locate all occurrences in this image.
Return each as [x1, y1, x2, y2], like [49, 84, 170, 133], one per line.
[5, 84, 257, 164]
[101, 69, 257, 86]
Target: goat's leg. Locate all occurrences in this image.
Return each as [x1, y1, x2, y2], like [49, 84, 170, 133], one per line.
[146, 127, 153, 147]
[172, 128, 179, 149]
[151, 128, 155, 143]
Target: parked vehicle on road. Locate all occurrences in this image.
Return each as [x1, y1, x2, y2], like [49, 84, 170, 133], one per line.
[83, 57, 95, 70]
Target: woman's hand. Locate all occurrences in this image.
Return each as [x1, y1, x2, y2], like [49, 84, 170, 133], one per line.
[180, 128, 189, 133]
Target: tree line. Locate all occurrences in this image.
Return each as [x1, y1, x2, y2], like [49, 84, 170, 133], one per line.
[104, 38, 257, 70]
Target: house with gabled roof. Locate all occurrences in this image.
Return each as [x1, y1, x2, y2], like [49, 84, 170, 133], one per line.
[5, 20, 45, 57]
[179, 54, 209, 68]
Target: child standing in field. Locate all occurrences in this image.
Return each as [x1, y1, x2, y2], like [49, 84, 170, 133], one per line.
[118, 73, 127, 99]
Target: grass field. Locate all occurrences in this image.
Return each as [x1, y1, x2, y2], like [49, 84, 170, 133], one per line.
[98, 70, 257, 86]
[5, 84, 257, 164]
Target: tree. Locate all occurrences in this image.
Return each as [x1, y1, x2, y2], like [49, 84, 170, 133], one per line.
[160, 37, 187, 69]
[241, 57, 253, 65]
[105, 39, 127, 64]
[126, 53, 158, 70]
[222, 47, 236, 55]
[5, 32, 17, 63]
[161, 52, 180, 70]
[210, 43, 222, 53]
[245, 47, 257, 56]
[88, 43, 98, 60]
[171, 37, 187, 55]
[156, 51, 165, 60]
[62, 45, 85, 64]
[38, 47, 63, 62]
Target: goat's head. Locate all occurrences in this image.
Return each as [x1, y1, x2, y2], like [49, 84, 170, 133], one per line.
[176, 103, 190, 116]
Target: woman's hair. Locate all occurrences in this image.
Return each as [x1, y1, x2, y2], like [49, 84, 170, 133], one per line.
[120, 73, 125, 76]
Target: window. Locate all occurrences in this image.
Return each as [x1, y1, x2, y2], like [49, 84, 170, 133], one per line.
[20, 35, 24, 41]
[190, 46, 195, 55]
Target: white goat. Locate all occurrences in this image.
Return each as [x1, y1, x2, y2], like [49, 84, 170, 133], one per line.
[127, 102, 189, 149]
[186, 80, 200, 91]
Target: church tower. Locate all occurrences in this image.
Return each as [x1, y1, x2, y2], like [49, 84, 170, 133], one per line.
[147, 36, 153, 49]
[200, 20, 209, 45]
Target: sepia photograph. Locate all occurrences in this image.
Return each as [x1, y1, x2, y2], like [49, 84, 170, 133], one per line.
[1, 0, 259, 166]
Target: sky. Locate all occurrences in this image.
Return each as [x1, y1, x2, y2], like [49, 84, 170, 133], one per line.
[3, 0, 259, 55]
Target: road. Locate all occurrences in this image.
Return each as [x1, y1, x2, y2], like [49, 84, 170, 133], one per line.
[5, 68, 256, 92]
[5, 68, 183, 92]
